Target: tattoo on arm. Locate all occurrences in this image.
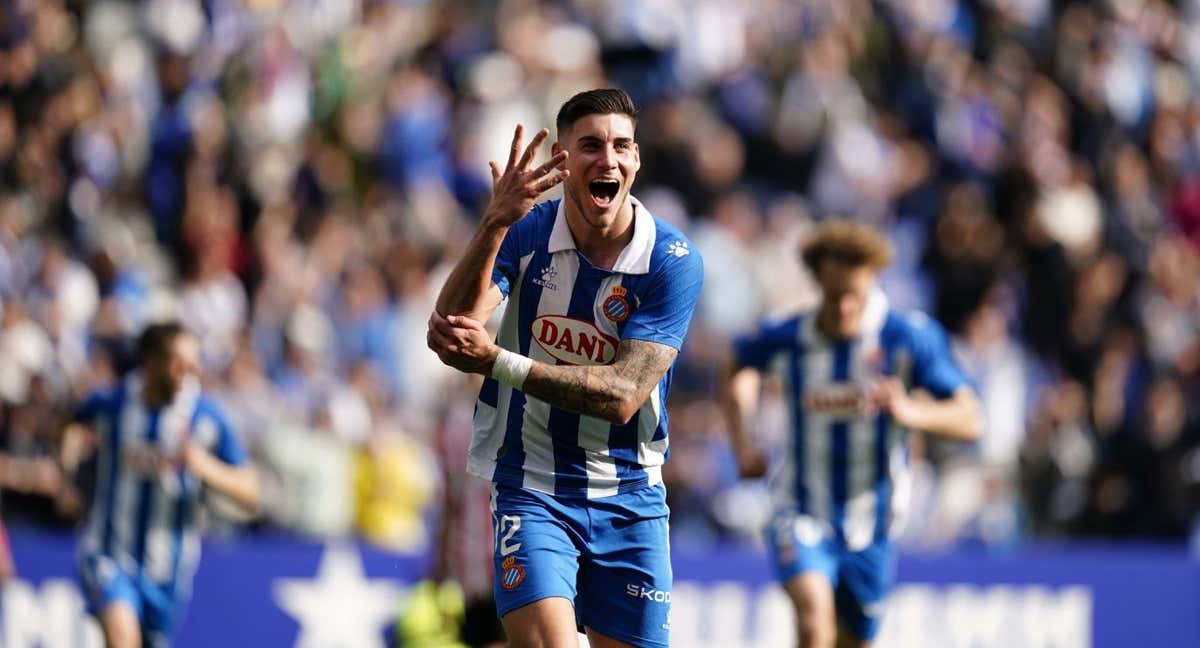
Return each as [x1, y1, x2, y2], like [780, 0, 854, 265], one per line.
[522, 340, 679, 423]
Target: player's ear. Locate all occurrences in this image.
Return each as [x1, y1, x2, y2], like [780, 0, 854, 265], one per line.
[551, 140, 562, 156]
[633, 142, 641, 172]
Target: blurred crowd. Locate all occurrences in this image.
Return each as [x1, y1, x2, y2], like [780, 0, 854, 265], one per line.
[0, 0, 1198, 557]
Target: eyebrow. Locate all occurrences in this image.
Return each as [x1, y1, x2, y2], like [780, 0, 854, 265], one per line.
[577, 135, 634, 145]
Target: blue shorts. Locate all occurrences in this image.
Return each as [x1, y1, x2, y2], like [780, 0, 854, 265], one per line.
[766, 513, 895, 641]
[490, 483, 672, 648]
[78, 554, 181, 646]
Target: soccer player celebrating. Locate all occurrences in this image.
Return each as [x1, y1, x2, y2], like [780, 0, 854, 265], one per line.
[426, 88, 703, 648]
[74, 322, 260, 648]
[720, 221, 982, 648]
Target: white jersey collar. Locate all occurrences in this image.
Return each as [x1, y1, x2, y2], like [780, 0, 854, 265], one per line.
[547, 196, 656, 275]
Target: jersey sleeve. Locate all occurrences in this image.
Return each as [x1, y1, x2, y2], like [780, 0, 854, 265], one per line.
[491, 203, 546, 297]
[620, 245, 704, 349]
[193, 401, 247, 466]
[908, 313, 968, 399]
[733, 317, 801, 370]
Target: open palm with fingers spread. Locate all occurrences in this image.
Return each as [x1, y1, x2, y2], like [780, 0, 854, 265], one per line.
[484, 124, 570, 228]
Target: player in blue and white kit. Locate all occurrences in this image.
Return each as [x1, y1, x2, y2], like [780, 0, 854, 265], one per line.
[721, 221, 982, 648]
[74, 322, 260, 648]
[427, 88, 703, 648]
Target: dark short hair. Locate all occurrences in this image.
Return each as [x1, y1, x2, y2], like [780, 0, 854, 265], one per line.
[555, 88, 638, 137]
[136, 321, 187, 366]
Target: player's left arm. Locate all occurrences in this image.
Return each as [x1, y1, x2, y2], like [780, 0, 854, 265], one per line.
[183, 409, 261, 512]
[430, 314, 677, 425]
[875, 381, 981, 441]
[429, 240, 703, 424]
[523, 338, 676, 423]
[875, 314, 983, 441]
[183, 444, 261, 512]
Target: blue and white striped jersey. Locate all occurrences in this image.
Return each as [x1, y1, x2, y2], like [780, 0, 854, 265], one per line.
[467, 197, 704, 499]
[76, 374, 246, 596]
[733, 292, 968, 550]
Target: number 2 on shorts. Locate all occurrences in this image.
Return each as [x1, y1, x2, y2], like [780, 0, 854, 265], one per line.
[497, 514, 522, 556]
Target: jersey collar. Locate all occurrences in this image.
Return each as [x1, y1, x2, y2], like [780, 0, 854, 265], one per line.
[548, 196, 656, 274]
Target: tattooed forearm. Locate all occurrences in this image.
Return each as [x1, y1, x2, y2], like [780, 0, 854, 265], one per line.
[522, 340, 678, 424]
[525, 363, 631, 422]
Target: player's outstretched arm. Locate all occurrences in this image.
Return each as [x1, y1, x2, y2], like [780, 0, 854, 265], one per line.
[183, 442, 261, 512]
[427, 313, 675, 425]
[435, 124, 568, 323]
[874, 380, 983, 441]
[718, 356, 767, 479]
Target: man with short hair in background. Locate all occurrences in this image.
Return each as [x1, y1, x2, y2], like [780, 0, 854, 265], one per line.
[74, 322, 260, 648]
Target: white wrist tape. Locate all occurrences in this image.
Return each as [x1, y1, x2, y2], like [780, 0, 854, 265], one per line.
[491, 348, 533, 389]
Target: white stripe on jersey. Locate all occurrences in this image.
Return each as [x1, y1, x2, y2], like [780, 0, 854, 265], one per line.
[145, 496, 176, 582]
[144, 391, 199, 582]
[581, 420, 618, 498]
[176, 530, 201, 598]
[467, 252, 535, 480]
[799, 318, 832, 524]
[636, 385, 666, 466]
[887, 424, 909, 538]
[844, 338, 879, 551]
[520, 251, 580, 493]
[113, 392, 147, 571]
[80, 412, 112, 558]
[770, 350, 797, 513]
[582, 274, 626, 498]
[887, 350, 915, 537]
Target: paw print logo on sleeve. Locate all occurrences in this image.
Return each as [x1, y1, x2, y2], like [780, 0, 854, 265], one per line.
[667, 241, 690, 258]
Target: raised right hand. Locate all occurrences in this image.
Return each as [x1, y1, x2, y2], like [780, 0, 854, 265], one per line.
[484, 124, 569, 228]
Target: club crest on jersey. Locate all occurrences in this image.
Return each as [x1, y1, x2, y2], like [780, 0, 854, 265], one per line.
[533, 315, 618, 365]
[602, 286, 631, 323]
[500, 556, 525, 590]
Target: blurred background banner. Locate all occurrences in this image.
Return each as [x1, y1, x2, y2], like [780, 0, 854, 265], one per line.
[5, 526, 1196, 648]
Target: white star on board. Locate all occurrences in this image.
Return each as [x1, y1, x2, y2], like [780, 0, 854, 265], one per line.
[273, 543, 406, 648]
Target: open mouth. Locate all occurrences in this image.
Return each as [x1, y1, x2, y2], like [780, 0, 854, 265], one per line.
[588, 179, 620, 207]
